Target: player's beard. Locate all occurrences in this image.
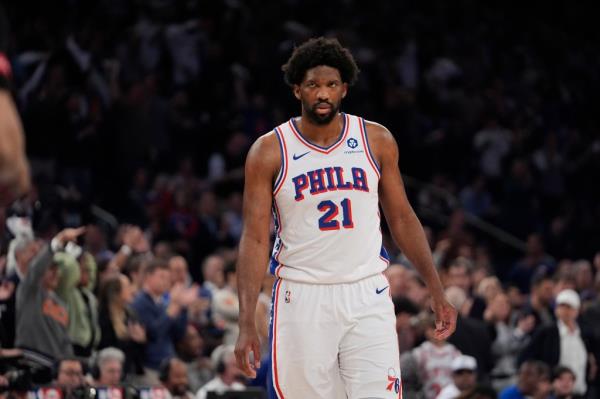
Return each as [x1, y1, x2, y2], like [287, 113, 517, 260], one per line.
[303, 99, 340, 125]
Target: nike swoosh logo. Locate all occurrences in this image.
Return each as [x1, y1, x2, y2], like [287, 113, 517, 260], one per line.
[292, 151, 310, 160]
[376, 286, 389, 295]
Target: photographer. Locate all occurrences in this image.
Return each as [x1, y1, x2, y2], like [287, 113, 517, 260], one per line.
[55, 358, 87, 399]
[15, 228, 86, 365]
[93, 347, 124, 387]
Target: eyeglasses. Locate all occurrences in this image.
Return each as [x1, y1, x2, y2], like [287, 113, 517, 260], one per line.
[60, 369, 83, 377]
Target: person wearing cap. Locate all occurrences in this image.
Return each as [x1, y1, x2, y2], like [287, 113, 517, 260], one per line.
[519, 289, 595, 396]
[436, 355, 478, 399]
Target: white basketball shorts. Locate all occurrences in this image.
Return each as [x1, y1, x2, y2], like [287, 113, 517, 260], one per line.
[268, 273, 402, 399]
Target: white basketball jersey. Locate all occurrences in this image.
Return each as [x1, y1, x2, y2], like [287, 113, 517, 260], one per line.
[269, 113, 389, 284]
[412, 341, 461, 399]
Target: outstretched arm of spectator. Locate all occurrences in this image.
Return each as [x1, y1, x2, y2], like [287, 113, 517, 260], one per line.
[22, 227, 86, 291]
[107, 225, 149, 271]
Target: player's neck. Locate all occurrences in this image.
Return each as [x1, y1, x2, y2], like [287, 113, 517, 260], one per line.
[297, 113, 344, 147]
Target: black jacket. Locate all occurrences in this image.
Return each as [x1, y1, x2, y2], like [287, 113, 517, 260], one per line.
[518, 322, 593, 368]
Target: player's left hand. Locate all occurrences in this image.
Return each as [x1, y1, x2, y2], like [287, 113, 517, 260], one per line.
[431, 297, 457, 340]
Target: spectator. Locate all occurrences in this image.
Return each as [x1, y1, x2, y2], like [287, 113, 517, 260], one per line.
[519, 289, 594, 396]
[436, 355, 478, 399]
[131, 259, 197, 381]
[168, 256, 210, 326]
[573, 260, 594, 302]
[476, 276, 503, 305]
[211, 262, 239, 345]
[443, 257, 487, 319]
[509, 234, 556, 294]
[175, 324, 212, 392]
[169, 256, 192, 287]
[55, 250, 100, 357]
[195, 345, 245, 399]
[406, 312, 462, 399]
[550, 366, 582, 399]
[445, 287, 494, 378]
[393, 296, 421, 354]
[15, 228, 85, 365]
[54, 358, 86, 398]
[159, 358, 194, 399]
[521, 272, 555, 330]
[484, 292, 534, 391]
[201, 255, 225, 296]
[94, 347, 125, 386]
[0, 238, 41, 347]
[499, 360, 551, 399]
[384, 263, 411, 300]
[84, 225, 114, 264]
[98, 273, 146, 378]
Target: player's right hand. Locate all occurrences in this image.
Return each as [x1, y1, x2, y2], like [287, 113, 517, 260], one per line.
[235, 326, 261, 378]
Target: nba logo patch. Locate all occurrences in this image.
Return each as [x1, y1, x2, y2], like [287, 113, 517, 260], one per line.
[386, 368, 401, 394]
[285, 290, 291, 303]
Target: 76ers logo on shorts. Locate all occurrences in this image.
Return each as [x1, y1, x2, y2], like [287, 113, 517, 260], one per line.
[386, 368, 401, 394]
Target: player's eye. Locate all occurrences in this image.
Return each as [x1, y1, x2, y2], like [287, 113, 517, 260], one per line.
[329, 82, 338, 87]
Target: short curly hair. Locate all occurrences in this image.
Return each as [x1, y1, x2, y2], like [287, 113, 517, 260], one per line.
[282, 37, 360, 86]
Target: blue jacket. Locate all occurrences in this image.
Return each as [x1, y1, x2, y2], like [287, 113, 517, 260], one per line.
[131, 290, 187, 370]
[499, 385, 526, 399]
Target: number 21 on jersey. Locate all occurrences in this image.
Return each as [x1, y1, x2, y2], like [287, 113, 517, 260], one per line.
[317, 198, 354, 231]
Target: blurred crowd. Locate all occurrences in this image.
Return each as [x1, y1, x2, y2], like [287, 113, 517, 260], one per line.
[1, 0, 600, 398]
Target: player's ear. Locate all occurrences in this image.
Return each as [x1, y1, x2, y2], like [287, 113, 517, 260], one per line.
[293, 84, 301, 100]
[342, 83, 348, 98]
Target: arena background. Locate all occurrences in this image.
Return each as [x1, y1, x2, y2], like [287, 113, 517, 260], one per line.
[1, 1, 600, 398]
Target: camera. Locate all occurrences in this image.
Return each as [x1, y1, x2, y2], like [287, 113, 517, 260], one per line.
[0, 368, 32, 393]
[0, 356, 52, 394]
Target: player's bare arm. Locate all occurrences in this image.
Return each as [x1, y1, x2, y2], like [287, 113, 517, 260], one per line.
[0, 91, 30, 205]
[369, 122, 457, 339]
[235, 131, 281, 377]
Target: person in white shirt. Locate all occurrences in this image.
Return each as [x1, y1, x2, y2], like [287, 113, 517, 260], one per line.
[196, 345, 245, 399]
[519, 289, 592, 397]
[554, 289, 588, 395]
[436, 355, 478, 399]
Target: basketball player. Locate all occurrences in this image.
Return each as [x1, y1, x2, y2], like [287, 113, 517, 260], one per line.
[0, 4, 30, 206]
[235, 37, 457, 399]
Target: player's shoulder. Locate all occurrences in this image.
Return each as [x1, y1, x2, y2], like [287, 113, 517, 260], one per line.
[360, 118, 398, 163]
[245, 130, 281, 173]
[362, 119, 396, 147]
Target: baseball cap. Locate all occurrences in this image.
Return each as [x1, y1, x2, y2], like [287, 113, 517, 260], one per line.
[556, 289, 580, 310]
[451, 355, 477, 372]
